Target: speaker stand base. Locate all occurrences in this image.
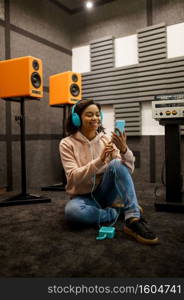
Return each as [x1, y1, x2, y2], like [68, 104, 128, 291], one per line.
[41, 182, 65, 191]
[0, 193, 51, 207]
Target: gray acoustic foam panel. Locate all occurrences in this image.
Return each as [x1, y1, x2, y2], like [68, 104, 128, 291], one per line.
[12, 139, 62, 190]
[11, 141, 21, 190]
[129, 136, 150, 183]
[10, 0, 72, 49]
[26, 139, 62, 189]
[152, 0, 184, 27]
[0, 26, 5, 59]
[0, 0, 4, 20]
[0, 142, 6, 187]
[0, 26, 5, 136]
[114, 102, 141, 136]
[90, 37, 114, 71]
[0, 100, 6, 135]
[138, 23, 167, 63]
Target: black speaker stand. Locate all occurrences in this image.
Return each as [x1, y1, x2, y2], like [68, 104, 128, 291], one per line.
[0, 97, 51, 207]
[155, 118, 184, 213]
[41, 104, 71, 192]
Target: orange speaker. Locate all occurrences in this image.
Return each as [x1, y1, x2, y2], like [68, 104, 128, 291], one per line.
[0, 56, 43, 99]
[49, 71, 82, 106]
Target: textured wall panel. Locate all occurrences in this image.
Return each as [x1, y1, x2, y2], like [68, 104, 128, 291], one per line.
[26, 140, 62, 189]
[152, 0, 184, 26]
[128, 136, 150, 183]
[137, 23, 166, 63]
[90, 37, 114, 71]
[0, 99, 6, 135]
[12, 139, 62, 190]
[0, 142, 6, 187]
[114, 102, 141, 135]
[0, 0, 4, 20]
[0, 26, 6, 136]
[0, 25, 5, 59]
[10, 0, 72, 49]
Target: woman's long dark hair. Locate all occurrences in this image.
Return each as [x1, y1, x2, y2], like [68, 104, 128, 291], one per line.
[66, 99, 105, 135]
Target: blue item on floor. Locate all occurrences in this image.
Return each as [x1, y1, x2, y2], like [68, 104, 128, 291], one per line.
[96, 226, 116, 240]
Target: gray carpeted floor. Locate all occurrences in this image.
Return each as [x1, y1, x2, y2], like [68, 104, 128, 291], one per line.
[0, 186, 184, 278]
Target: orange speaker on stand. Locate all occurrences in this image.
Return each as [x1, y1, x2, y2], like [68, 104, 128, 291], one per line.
[49, 71, 82, 106]
[0, 56, 43, 99]
[0, 56, 51, 207]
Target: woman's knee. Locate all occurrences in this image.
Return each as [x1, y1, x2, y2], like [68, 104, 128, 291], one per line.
[65, 200, 82, 221]
[65, 200, 98, 224]
[109, 159, 129, 175]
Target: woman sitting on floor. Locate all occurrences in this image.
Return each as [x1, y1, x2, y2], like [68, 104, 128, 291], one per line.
[59, 99, 159, 245]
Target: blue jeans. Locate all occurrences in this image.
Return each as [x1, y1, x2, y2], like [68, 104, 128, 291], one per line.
[65, 159, 140, 225]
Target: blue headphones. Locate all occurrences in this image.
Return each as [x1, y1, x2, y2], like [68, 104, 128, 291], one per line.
[71, 102, 103, 128]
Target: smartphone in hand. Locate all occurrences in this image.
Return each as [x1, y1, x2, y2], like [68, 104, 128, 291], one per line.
[115, 120, 126, 136]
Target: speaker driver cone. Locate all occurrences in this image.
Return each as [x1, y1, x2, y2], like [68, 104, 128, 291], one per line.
[31, 72, 41, 88]
[32, 60, 39, 70]
[72, 74, 78, 82]
[70, 84, 80, 97]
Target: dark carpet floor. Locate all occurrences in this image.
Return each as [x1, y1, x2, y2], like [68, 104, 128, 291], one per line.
[0, 185, 184, 278]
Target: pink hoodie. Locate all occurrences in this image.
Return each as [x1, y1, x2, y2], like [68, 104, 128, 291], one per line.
[59, 131, 135, 196]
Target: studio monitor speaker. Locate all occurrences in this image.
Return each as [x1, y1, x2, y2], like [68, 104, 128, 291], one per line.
[49, 71, 82, 106]
[0, 56, 43, 99]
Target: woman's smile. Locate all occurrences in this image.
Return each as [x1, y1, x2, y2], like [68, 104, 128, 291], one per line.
[89, 121, 99, 126]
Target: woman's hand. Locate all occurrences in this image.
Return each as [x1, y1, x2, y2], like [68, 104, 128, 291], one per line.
[100, 142, 115, 163]
[111, 128, 127, 154]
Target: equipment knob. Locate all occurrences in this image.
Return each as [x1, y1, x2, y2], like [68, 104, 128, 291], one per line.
[172, 110, 177, 115]
[166, 111, 171, 115]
